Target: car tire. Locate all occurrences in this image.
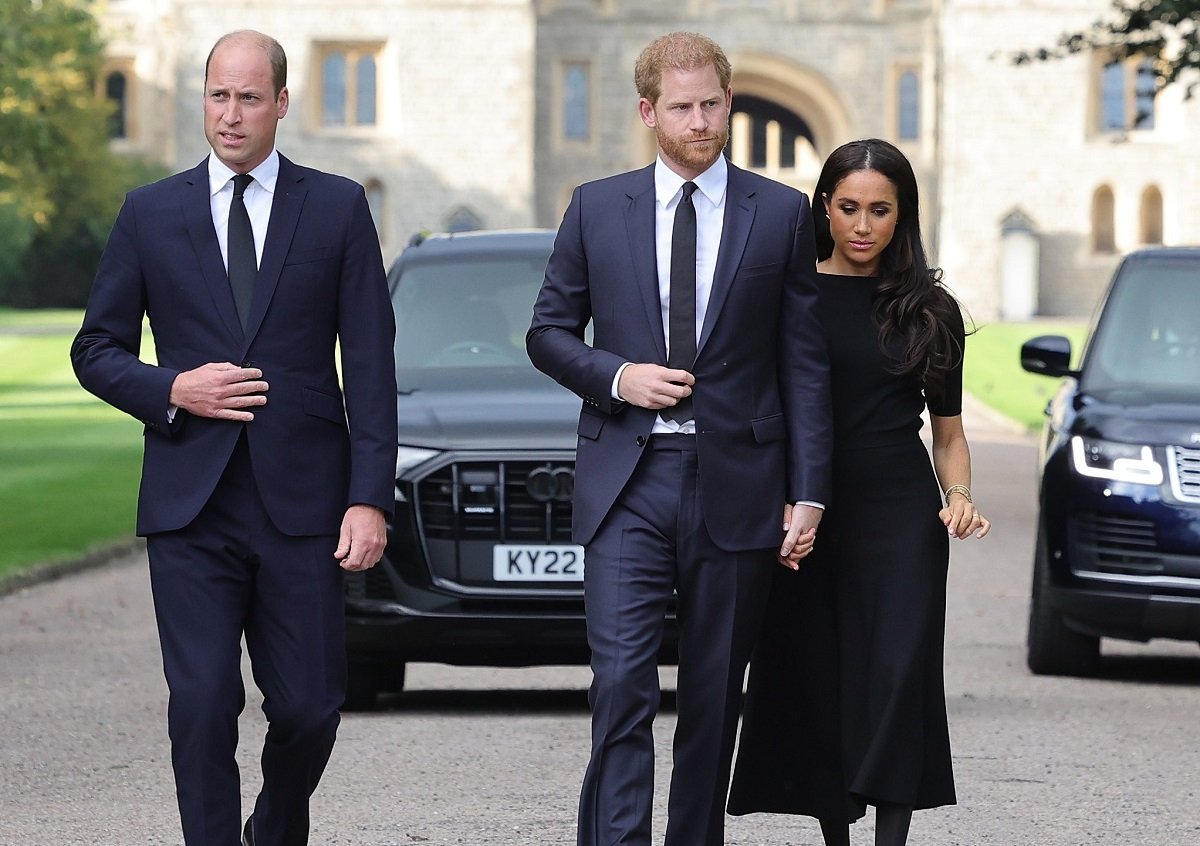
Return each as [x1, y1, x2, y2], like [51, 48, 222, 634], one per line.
[343, 662, 382, 711]
[1026, 534, 1101, 677]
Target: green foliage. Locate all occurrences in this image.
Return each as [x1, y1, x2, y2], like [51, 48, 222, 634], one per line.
[0, 0, 168, 308]
[1012, 1, 1200, 98]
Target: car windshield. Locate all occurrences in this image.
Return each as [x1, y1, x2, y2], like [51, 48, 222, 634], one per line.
[1082, 259, 1200, 402]
[392, 252, 550, 371]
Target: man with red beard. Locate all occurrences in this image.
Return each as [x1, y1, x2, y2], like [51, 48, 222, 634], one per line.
[527, 31, 832, 846]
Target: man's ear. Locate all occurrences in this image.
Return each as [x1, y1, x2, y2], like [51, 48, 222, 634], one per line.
[638, 97, 657, 129]
[276, 87, 290, 119]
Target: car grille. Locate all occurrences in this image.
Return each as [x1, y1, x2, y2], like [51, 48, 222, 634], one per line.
[1073, 512, 1162, 574]
[1168, 446, 1200, 504]
[416, 460, 573, 543]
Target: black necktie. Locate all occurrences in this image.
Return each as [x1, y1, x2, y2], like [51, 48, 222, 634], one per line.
[227, 173, 257, 329]
[664, 181, 697, 424]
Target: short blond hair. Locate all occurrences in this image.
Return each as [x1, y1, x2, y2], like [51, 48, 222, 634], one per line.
[205, 30, 288, 97]
[634, 32, 732, 104]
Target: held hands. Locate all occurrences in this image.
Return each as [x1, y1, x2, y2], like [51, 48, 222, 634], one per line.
[940, 488, 991, 540]
[335, 504, 388, 571]
[169, 362, 268, 421]
[778, 503, 822, 570]
[618, 363, 694, 410]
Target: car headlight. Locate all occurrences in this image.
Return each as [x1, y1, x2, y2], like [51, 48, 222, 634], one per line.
[394, 446, 440, 501]
[1070, 435, 1163, 485]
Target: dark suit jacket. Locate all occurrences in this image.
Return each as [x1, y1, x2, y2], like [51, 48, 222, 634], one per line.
[72, 155, 397, 537]
[527, 162, 831, 551]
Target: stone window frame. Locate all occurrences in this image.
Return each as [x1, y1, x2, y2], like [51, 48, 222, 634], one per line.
[888, 61, 923, 147]
[1092, 52, 1157, 135]
[554, 58, 595, 149]
[311, 41, 384, 132]
[99, 57, 137, 144]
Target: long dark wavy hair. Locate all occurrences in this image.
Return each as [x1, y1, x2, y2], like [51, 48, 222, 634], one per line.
[813, 138, 965, 401]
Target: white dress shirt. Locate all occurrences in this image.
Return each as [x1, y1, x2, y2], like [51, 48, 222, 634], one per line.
[168, 152, 279, 423]
[208, 149, 279, 272]
[613, 154, 728, 435]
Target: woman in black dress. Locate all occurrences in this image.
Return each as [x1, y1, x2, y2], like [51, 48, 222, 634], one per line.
[729, 139, 990, 846]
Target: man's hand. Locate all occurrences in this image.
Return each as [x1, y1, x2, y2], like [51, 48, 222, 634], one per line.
[777, 503, 823, 570]
[618, 363, 694, 410]
[169, 362, 268, 421]
[334, 504, 388, 571]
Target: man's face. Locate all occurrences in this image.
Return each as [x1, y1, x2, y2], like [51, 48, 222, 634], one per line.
[203, 41, 288, 173]
[639, 63, 731, 180]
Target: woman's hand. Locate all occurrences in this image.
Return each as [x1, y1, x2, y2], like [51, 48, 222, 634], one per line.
[940, 492, 990, 540]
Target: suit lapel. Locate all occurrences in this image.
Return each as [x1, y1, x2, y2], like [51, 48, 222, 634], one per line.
[182, 159, 244, 343]
[242, 155, 308, 346]
[699, 164, 755, 355]
[623, 164, 667, 364]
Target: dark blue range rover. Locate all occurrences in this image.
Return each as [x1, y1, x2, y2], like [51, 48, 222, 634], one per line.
[1021, 247, 1200, 676]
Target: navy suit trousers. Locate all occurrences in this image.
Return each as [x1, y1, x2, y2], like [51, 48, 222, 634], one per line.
[578, 435, 774, 846]
[146, 434, 345, 846]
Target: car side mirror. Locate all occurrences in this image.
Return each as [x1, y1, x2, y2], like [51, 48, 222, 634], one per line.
[1020, 335, 1077, 378]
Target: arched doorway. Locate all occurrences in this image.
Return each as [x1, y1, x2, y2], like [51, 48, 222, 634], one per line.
[729, 53, 852, 193]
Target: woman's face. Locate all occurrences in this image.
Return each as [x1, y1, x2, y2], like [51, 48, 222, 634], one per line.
[822, 168, 899, 276]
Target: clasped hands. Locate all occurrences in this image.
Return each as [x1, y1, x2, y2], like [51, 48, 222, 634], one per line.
[940, 495, 991, 540]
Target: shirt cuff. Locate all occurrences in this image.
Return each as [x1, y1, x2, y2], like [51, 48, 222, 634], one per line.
[611, 362, 632, 400]
[795, 500, 825, 510]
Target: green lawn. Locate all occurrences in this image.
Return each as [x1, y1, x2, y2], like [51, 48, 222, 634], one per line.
[0, 310, 144, 585]
[963, 319, 1089, 431]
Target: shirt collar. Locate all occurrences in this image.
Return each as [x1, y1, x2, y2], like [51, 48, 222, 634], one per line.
[654, 153, 728, 209]
[208, 149, 280, 198]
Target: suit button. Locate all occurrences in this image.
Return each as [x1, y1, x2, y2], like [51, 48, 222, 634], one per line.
[636, 435, 646, 447]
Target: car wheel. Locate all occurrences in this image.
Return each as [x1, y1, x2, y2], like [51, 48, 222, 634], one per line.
[1026, 535, 1100, 676]
[343, 662, 381, 711]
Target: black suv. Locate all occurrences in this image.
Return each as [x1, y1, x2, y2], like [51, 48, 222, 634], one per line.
[1021, 247, 1200, 676]
[344, 230, 677, 707]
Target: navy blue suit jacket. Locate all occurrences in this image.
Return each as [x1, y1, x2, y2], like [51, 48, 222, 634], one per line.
[72, 155, 397, 537]
[527, 162, 832, 551]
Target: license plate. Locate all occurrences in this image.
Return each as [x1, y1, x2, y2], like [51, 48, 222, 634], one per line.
[493, 544, 585, 581]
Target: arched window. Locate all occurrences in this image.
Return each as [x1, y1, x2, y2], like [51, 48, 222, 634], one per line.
[1092, 186, 1116, 253]
[105, 71, 127, 139]
[1140, 185, 1163, 245]
[897, 70, 919, 141]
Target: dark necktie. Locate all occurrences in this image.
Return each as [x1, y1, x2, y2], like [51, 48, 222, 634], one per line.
[664, 180, 697, 424]
[227, 173, 257, 329]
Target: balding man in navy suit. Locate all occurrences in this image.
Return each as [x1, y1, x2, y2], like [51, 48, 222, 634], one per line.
[528, 31, 832, 846]
[72, 30, 396, 846]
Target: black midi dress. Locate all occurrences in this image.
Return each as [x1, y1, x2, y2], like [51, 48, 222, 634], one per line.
[728, 272, 964, 822]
